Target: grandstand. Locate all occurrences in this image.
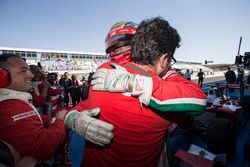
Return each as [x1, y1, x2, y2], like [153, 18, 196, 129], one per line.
[0, 46, 214, 77]
[0, 46, 109, 74]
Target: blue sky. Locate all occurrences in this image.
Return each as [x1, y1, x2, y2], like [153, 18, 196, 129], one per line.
[0, 0, 249, 64]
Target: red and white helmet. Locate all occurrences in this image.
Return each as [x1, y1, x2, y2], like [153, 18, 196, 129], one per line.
[105, 21, 137, 64]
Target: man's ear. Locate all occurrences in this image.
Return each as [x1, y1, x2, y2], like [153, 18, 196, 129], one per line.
[159, 53, 168, 69]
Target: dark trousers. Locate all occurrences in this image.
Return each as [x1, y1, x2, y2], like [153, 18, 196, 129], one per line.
[198, 77, 204, 87]
[64, 92, 70, 107]
[71, 95, 80, 107]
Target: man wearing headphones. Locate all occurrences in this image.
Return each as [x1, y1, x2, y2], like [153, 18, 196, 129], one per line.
[0, 54, 114, 163]
[0, 54, 67, 161]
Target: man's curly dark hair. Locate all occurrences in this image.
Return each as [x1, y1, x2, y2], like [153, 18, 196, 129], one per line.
[131, 16, 181, 65]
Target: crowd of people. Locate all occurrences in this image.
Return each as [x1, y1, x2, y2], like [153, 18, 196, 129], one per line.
[27, 66, 93, 115]
[40, 59, 103, 72]
[0, 16, 210, 167]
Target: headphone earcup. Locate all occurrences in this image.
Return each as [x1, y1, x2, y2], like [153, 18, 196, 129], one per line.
[0, 67, 11, 88]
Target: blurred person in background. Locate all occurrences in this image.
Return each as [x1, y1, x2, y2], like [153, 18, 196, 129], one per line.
[236, 65, 245, 85]
[59, 72, 72, 107]
[80, 75, 87, 101]
[80, 72, 95, 101]
[225, 66, 236, 84]
[197, 68, 206, 87]
[225, 66, 236, 93]
[68, 74, 81, 107]
[29, 64, 51, 114]
[47, 72, 60, 86]
[46, 72, 64, 117]
[236, 65, 245, 99]
[184, 69, 191, 80]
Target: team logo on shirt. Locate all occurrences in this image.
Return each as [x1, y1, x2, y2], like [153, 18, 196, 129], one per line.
[12, 111, 36, 121]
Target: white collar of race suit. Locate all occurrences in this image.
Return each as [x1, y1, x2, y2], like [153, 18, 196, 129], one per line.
[162, 69, 179, 80]
[0, 88, 32, 103]
[0, 88, 43, 123]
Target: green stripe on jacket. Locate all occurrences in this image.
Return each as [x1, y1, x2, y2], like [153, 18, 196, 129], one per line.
[149, 100, 205, 116]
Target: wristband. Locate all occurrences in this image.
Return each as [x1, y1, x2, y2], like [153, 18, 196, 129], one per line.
[129, 74, 137, 92]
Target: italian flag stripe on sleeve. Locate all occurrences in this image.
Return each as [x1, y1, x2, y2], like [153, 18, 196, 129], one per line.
[149, 97, 206, 115]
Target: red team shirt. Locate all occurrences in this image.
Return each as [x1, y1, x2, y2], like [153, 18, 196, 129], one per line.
[72, 61, 206, 167]
[75, 62, 172, 167]
[0, 90, 66, 160]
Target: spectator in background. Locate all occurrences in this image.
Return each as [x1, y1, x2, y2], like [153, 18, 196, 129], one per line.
[81, 76, 86, 84]
[80, 75, 87, 101]
[236, 65, 245, 85]
[46, 72, 64, 117]
[225, 66, 236, 93]
[29, 65, 51, 114]
[37, 62, 43, 69]
[225, 66, 236, 84]
[236, 65, 245, 99]
[81, 72, 94, 100]
[197, 68, 206, 87]
[47, 72, 59, 86]
[69, 74, 81, 107]
[184, 69, 191, 80]
[59, 72, 72, 107]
